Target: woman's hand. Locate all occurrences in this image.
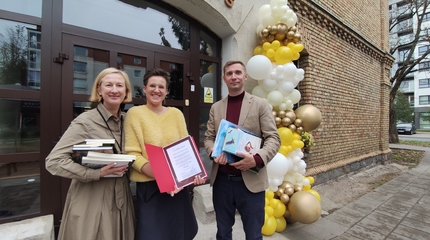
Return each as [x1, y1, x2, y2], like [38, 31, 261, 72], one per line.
[168, 186, 184, 197]
[193, 175, 206, 185]
[100, 163, 128, 177]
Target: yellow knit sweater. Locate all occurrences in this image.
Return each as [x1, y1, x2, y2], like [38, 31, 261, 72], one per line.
[124, 105, 188, 182]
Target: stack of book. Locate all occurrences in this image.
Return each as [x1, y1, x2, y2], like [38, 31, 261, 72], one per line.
[72, 139, 135, 177]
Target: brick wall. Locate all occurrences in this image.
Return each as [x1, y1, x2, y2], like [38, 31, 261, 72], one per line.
[288, 0, 394, 179]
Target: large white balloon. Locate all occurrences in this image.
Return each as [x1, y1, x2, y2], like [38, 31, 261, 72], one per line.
[289, 89, 301, 104]
[283, 62, 297, 77]
[262, 78, 279, 92]
[267, 153, 292, 178]
[278, 81, 294, 96]
[267, 90, 284, 106]
[246, 55, 272, 80]
[252, 85, 269, 99]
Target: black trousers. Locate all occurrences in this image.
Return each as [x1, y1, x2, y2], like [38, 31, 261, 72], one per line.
[212, 171, 265, 240]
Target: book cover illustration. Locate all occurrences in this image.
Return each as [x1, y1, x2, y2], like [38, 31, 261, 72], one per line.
[222, 127, 262, 156]
[212, 119, 262, 173]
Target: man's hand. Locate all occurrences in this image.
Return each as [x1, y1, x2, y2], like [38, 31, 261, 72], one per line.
[214, 153, 228, 165]
[229, 152, 256, 171]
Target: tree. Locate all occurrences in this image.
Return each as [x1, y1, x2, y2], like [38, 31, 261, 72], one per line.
[0, 25, 28, 85]
[389, 0, 430, 143]
[393, 90, 414, 123]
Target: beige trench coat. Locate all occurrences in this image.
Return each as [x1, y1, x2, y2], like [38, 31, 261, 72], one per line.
[46, 103, 135, 240]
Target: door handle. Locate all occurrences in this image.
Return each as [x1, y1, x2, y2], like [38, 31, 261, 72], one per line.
[185, 99, 189, 106]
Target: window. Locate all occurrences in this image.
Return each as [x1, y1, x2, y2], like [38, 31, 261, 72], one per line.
[400, 78, 414, 92]
[419, 45, 430, 56]
[422, 12, 430, 22]
[419, 78, 430, 88]
[74, 61, 87, 74]
[419, 95, 430, 105]
[398, 48, 410, 62]
[419, 61, 430, 71]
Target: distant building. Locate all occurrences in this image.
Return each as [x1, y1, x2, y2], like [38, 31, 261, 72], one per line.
[389, 0, 430, 129]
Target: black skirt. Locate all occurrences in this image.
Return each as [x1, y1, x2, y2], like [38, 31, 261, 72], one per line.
[135, 181, 198, 240]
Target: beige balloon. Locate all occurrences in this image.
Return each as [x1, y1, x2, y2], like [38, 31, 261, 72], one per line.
[285, 110, 296, 122]
[294, 105, 322, 132]
[288, 191, 321, 224]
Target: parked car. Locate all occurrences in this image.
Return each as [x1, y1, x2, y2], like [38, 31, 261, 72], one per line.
[396, 123, 416, 135]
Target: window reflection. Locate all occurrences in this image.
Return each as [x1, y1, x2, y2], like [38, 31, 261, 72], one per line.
[73, 46, 109, 95]
[63, 0, 190, 51]
[200, 30, 218, 57]
[0, 0, 42, 17]
[0, 19, 41, 91]
[117, 53, 147, 99]
[160, 61, 183, 100]
[0, 99, 40, 154]
[0, 175, 40, 219]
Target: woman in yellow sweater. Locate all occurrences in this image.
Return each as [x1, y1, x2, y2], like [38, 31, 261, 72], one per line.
[124, 68, 205, 239]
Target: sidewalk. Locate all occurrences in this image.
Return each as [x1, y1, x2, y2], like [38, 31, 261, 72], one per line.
[195, 144, 430, 239]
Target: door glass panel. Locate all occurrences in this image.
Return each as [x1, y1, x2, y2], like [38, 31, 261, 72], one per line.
[0, 0, 42, 17]
[0, 173, 39, 219]
[160, 61, 183, 100]
[63, 0, 190, 51]
[200, 61, 218, 103]
[0, 99, 40, 154]
[117, 53, 147, 99]
[0, 19, 41, 91]
[200, 30, 218, 57]
[73, 46, 109, 94]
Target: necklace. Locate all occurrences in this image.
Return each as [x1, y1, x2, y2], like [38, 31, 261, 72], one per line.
[96, 106, 123, 154]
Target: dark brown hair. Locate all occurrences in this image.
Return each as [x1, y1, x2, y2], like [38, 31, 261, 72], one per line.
[143, 68, 170, 87]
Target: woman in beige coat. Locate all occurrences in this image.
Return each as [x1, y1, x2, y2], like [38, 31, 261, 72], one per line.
[46, 68, 135, 240]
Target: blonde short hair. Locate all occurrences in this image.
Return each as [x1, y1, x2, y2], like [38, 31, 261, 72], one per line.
[89, 68, 133, 103]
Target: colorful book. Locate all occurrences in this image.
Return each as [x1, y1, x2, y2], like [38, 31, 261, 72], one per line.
[212, 119, 263, 173]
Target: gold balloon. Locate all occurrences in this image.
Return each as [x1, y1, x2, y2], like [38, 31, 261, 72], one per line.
[282, 39, 290, 46]
[285, 110, 296, 122]
[294, 105, 322, 132]
[278, 110, 286, 118]
[286, 31, 295, 40]
[269, 25, 278, 35]
[276, 188, 285, 197]
[294, 185, 302, 192]
[281, 117, 292, 127]
[288, 191, 321, 224]
[289, 26, 297, 32]
[293, 33, 302, 43]
[288, 124, 297, 132]
[284, 209, 296, 224]
[257, 32, 265, 45]
[262, 29, 270, 37]
[294, 118, 302, 127]
[295, 127, 303, 135]
[280, 181, 294, 189]
[272, 110, 278, 118]
[280, 194, 290, 204]
[266, 34, 275, 43]
[276, 23, 288, 34]
[275, 33, 286, 41]
[284, 187, 295, 196]
[275, 117, 282, 126]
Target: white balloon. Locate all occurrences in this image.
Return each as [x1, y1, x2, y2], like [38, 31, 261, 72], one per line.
[262, 78, 279, 92]
[292, 156, 301, 165]
[289, 89, 301, 104]
[246, 55, 272, 80]
[295, 68, 305, 80]
[272, 177, 282, 187]
[275, 65, 285, 74]
[302, 177, 310, 187]
[278, 81, 294, 96]
[286, 18, 296, 28]
[267, 153, 291, 178]
[258, 4, 272, 21]
[285, 9, 294, 18]
[283, 173, 296, 184]
[278, 102, 287, 111]
[256, 24, 264, 34]
[283, 62, 297, 77]
[266, 90, 284, 106]
[262, 15, 277, 28]
[298, 160, 307, 170]
[200, 73, 214, 88]
[252, 85, 268, 99]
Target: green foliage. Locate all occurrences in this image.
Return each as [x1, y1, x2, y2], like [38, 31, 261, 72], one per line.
[301, 131, 314, 151]
[393, 91, 414, 123]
